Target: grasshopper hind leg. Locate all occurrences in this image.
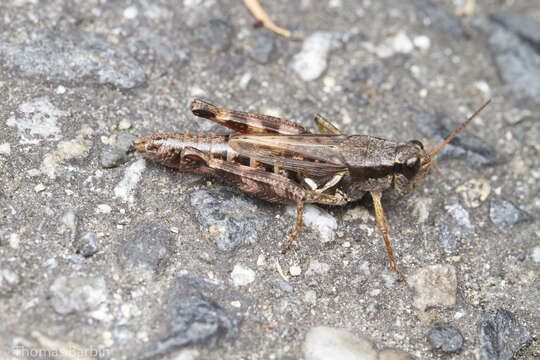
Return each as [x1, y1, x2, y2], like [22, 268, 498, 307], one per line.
[282, 200, 304, 252]
[370, 191, 405, 281]
[312, 113, 343, 135]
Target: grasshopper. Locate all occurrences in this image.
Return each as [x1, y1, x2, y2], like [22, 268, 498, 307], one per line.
[133, 98, 491, 280]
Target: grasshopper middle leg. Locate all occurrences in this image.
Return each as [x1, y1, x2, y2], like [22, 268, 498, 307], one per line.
[371, 191, 405, 281]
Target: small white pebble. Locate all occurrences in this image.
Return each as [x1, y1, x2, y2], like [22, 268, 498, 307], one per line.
[323, 76, 336, 88]
[329, 0, 342, 8]
[118, 119, 131, 130]
[0, 143, 11, 155]
[419, 88, 428, 97]
[27, 168, 41, 177]
[289, 265, 302, 276]
[392, 32, 413, 54]
[34, 183, 45, 192]
[55, 85, 66, 94]
[474, 80, 491, 94]
[230, 301, 241, 308]
[257, 254, 266, 267]
[96, 204, 112, 214]
[413, 35, 431, 50]
[123, 6, 138, 19]
[231, 264, 255, 287]
[532, 246, 540, 263]
[170, 227, 179, 234]
[9, 233, 20, 249]
[342, 241, 351, 248]
[238, 73, 252, 90]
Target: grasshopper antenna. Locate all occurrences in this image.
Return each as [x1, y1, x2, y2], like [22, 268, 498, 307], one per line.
[429, 99, 491, 158]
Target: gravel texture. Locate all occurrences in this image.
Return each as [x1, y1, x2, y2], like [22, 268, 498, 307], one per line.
[0, 1, 538, 359]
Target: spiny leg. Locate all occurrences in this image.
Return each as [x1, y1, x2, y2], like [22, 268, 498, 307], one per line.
[283, 190, 348, 252]
[370, 191, 405, 281]
[283, 200, 304, 251]
[312, 113, 343, 135]
[190, 98, 308, 135]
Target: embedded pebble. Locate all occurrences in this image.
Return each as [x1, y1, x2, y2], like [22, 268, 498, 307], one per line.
[444, 201, 473, 229]
[437, 224, 456, 250]
[61, 209, 78, 243]
[455, 178, 491, 208]
[0, 143, 10, 155]
[479, 309, 531, 360]
[427, 324, 464, 353]
[113, 158, 146, 206]
[73, 232, 100, 257]
[305, 259, 331, 276]
[191, 188, 267, 251]
[304, 290, 317, 306]
[118, 221, 174, 277]
[250, 32, 275, 64]
[504, 108, 532, 125]
[123, 6, 138, 19]
[532, 247, 540, 263]
[231, 264, 255, 287]
[303, 327, 410, 360]
[49, 276, 108, 314]
[303, 327, 377, 360]
[410, 197, 432, 223]
[408, 264, 457, 312]
[291, 32, 333, 81]
[96, 204, 112, 214]
[288, 204, 337, 243]
[391, 32, 414, 54]
[101, 132, 136, 168]
[289, 265, 301, 276]
[34, 184, 46, 192]
[0, 266, 21, 296]
[195, 19, 232, 52]
[8, 233, 20, 249]
[413, 35, 431, 50]
[489, 196, 531, 227]
[273, 279, 293, 294]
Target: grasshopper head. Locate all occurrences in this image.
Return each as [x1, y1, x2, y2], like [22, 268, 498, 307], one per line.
[393, 99, 491, 196]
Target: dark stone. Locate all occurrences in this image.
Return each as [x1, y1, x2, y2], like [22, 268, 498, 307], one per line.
[411, 0, 467, 38]
[489, 196, 532, 227]
[118, 221, 175, 274]
[101, 132, 136, 168]
[348, 66, 369, 82]
[413, 111, 506, 167]
[250, 32, 276, 64]
[481, 12, 540, 104]
[195, 19, 233, 52]
[73, 231, 100, 257]
[478, 309, 532, 360]
[0, 22, 145, 89]
[137, 276, 240, 359]
[190, 188, 267, 252]
[427, 324, 464, 353]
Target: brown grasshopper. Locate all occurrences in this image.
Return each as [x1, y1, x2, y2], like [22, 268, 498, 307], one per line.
[133, 98, 491, 280]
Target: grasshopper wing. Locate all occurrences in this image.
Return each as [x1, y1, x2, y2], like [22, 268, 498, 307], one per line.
[229, 134, 348, 177]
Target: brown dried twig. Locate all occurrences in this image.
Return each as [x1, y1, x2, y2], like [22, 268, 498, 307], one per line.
[242, 0, 292, 38]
